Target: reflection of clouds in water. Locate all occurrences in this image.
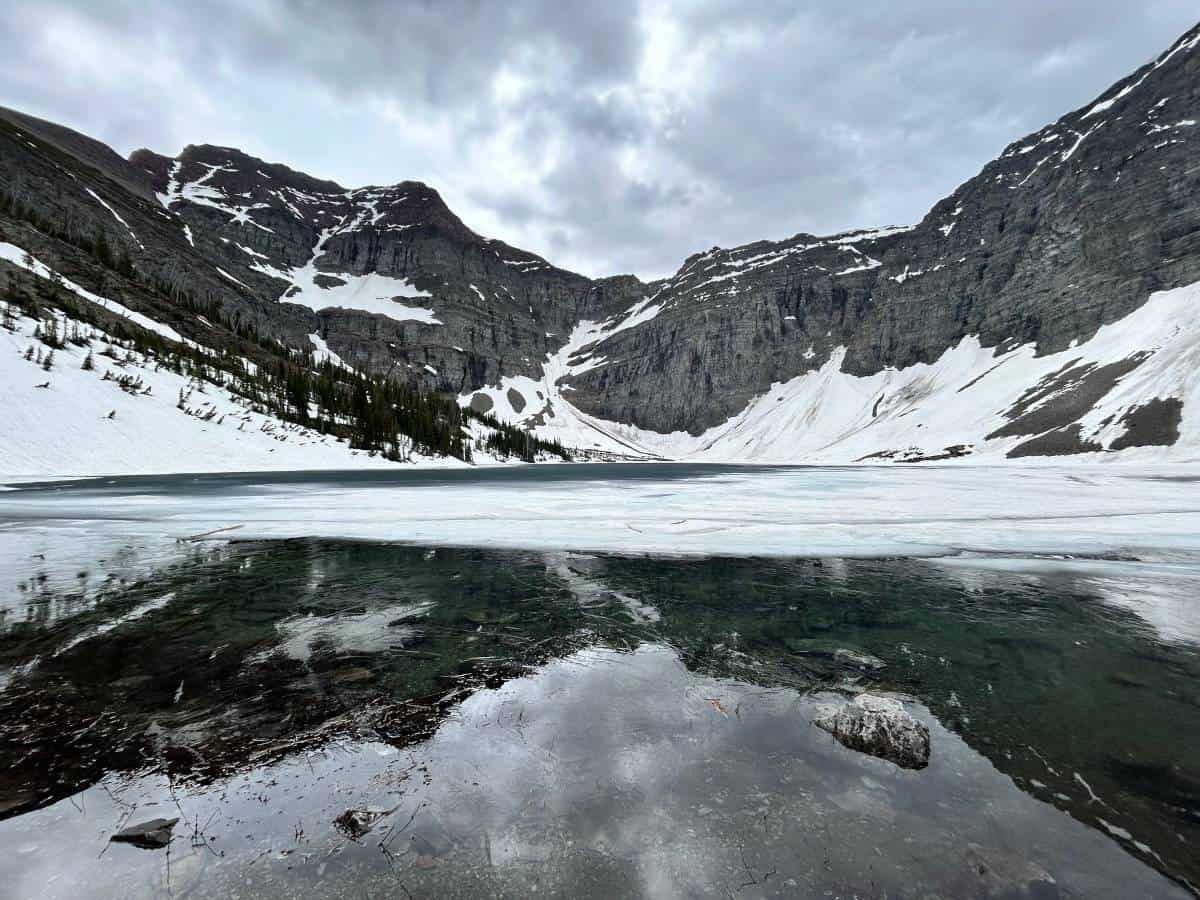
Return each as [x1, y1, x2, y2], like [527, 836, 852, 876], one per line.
[300, 551, 333, 596]
[260, 601, 434, 663]
[416, 644, 1173, 898]
[0, 522, 193, 631]
[546, 552, 662, 623]
[933, 557, 1200, 646]
[931, 556, 1059, 597]
[822, 557, 849, 583]
[1083, 567, 1200, 647]
[434, 646, 732, 895]
[1, 643, 1185, 899]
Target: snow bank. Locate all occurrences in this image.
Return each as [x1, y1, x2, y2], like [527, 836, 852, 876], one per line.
[308, 332, 351, 371]
[0, 301, 458, 477]
[465, 278, 1200, 466]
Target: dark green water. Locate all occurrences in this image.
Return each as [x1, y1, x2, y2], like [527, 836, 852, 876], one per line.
[4, 462, 769, 495]
[0, 539, 1197, 897]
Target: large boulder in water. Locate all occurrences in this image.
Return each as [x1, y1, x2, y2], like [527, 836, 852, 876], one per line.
[110, 817, 179, 849]
[814, 693, 930, 770]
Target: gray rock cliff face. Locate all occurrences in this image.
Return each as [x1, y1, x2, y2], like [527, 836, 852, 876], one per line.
[0, 107, 284, 344]
[563, 23, 1200, 434]
[126, 144, 642, 395]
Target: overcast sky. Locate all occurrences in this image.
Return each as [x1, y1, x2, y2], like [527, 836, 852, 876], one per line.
[2, 2, 1197, 278]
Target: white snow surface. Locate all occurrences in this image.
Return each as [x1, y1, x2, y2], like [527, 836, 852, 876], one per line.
[465, 279, 1200, 465]
[276, 222, 441, 325]
[308, 332, 351, 371]
[216, 266, 252, 290]
[462, 293, 668, 457]
[84, 188, 143, 249]
[0, 300, 461, 477]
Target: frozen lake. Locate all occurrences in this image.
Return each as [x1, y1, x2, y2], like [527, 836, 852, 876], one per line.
[4, 461, 1200, 560]
[1, 464, 1198, 896]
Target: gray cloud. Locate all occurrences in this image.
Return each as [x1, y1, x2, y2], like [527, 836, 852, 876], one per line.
[1, 1, 1196, 278]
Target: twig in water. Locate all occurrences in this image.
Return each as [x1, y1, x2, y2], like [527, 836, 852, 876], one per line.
[379, 801, 424, 850]
[182, 524, 244, 542]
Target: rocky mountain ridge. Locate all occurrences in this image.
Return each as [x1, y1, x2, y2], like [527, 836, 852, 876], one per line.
[2, 21, 1199, 466]
[559, 22, 1200, 441]
[126, 142, 643, 395]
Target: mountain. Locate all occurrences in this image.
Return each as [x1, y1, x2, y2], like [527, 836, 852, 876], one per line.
[2, 22, 1199, 474]
[125, 143, 645, 393]
[502, 22, 1200, 463]
[0, 112, 572, 474]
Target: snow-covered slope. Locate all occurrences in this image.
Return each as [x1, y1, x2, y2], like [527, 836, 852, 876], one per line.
[461, 293, 669, 458]
[0, 243, 486, 477]
[463, 279, 1200, 465]
[0, 302, 424, 478]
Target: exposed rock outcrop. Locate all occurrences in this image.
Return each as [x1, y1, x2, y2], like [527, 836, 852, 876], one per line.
[814, 693, 931, 770]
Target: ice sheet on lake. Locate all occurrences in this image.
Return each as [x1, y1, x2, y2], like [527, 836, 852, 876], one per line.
[933, 555, 1200, 646]
[3, 465, 1199, 563]
[261, 601, 435, 664]
[3, 464, 1198, 651]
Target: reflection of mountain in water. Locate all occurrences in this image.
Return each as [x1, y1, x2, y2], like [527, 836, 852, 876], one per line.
[1, 541, 1198, 890]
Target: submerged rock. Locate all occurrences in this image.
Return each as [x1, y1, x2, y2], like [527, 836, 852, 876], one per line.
[833, 648, 886, 671]
[334, 809, 380, 841]
[110, 817, 179, 850]
[333, 806, 397, 841]
[814, 693, 930, 770]
[785, 640, 886, 673]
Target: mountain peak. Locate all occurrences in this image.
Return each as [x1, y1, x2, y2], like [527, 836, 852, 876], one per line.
[4, 19, 1200, 468]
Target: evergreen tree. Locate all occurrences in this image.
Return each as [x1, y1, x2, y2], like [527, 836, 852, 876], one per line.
[93, 228, 114, 268]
